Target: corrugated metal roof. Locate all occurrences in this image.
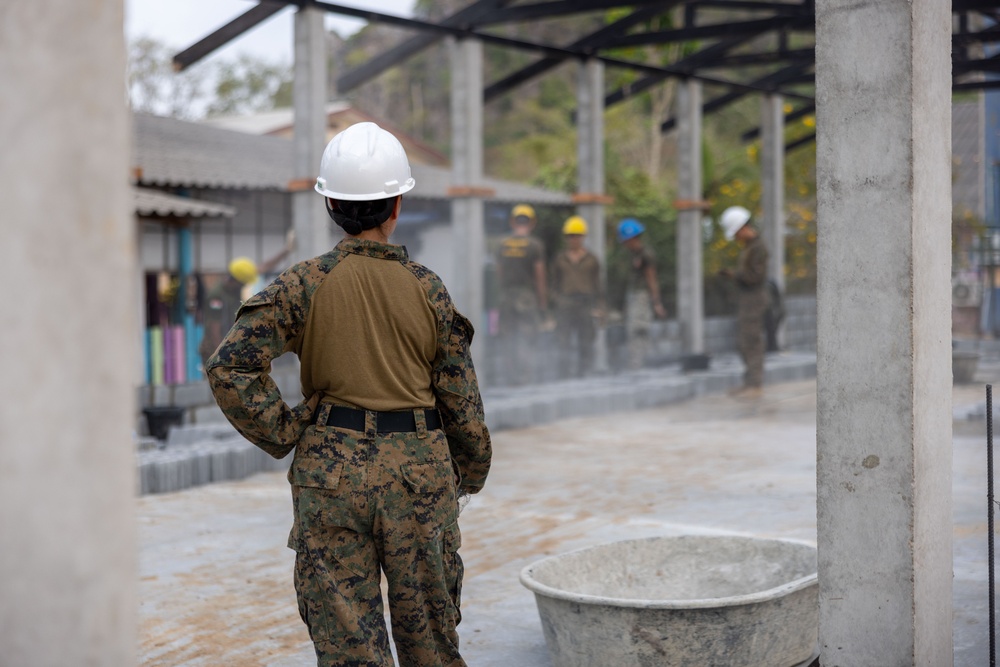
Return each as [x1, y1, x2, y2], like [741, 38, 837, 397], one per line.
[133, 113, 572, 204]
[201, 101, 351, 135]
[134, 187, 236, 219]
[204, 102, 451, 168]
[133, 113, 292, 190]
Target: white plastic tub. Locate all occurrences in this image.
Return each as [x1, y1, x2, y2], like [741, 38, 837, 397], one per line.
[520, 535, 818, 667]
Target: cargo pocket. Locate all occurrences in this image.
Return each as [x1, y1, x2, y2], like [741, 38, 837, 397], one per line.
[294, 549, 336, 645]
[443, 520, 464, 625]
[288, 457, 344, 545]
[399, 459, 458, 535]
[289, 457, 342, 490]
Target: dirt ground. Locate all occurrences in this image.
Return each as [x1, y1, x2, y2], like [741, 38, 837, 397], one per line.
[138, 379, 993, 666]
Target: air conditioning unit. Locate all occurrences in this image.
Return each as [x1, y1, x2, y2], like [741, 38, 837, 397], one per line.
[952, 276, 983, 307]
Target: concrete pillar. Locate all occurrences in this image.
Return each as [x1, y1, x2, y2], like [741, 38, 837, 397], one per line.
[576, 58, 608, 372]
[449, 37, 487, 369]
[292, 5, 329, 263]
[676, 79, 705, 354]
[815, 1, 952, 665]
[760, 94, 785, 297]
[0, 1, 136, 664]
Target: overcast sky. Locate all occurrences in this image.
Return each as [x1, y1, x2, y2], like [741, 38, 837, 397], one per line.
[125, 0, 416, 65]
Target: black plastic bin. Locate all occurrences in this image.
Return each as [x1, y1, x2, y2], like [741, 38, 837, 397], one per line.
[143, 406, 185, 441]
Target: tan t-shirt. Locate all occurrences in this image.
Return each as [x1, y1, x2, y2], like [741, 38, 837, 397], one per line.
[552, 250, 600, 297]
[294, 250, 438, 411]
[497, 235, 544, 290]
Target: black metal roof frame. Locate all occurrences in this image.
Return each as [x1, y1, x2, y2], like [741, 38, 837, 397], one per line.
[173, 0, 1000, 153]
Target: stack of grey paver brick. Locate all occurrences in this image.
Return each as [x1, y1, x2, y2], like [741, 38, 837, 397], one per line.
[136, 351, 818, 496]
[137, 424, 290, 496]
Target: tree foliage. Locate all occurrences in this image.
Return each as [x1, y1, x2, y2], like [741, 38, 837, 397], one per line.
[334, 7, 818, 306]
[127, 38, 292, 119]
[128, 37, 209, 120]
[206, 55, 294, 117]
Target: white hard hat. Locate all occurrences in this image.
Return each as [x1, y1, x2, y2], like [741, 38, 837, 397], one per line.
[314, 122, 416, 201]
[720, 206, 752, 241]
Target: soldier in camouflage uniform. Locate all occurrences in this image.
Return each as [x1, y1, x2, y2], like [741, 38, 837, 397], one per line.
[617, 219, 666, 370]
[719, 206, 770, 396]
[206, 122, 491, 667]
[198, 258, 256, 368]
[551, 216, 602, 378]
[496, 204, 548, 385]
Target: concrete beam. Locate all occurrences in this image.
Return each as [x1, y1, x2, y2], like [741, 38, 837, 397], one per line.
[676, 79, 705, 354]
[760, 93, 785, 295]
[0, 1, 136, 663]
[449, 37, 487, 371]
[760, 93, 785, 347]
[292, 6, 330, 262]
[577, 58, 609, 372]
[815, 0, 952, 664]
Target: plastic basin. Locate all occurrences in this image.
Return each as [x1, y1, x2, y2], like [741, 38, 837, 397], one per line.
[520, 535, 818, 667]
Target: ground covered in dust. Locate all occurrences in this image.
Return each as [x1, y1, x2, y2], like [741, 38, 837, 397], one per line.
[138, 380, 990, 666]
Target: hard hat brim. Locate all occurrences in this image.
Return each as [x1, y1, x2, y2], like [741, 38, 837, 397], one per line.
[315, 178, 416, 201]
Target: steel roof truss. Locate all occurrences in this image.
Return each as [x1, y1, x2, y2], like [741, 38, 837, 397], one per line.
[483, 2, 681, 102]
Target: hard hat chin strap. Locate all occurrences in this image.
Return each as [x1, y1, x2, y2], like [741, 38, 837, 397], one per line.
[326, 197, 397, 236]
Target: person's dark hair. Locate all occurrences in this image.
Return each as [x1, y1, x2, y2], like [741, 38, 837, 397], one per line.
[326, 196, 399, 236]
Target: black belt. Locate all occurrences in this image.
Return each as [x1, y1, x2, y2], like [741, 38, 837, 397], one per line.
[316, 404, 441, 433]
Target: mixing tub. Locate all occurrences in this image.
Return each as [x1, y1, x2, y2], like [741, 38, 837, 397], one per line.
[520, 535, 818, 667]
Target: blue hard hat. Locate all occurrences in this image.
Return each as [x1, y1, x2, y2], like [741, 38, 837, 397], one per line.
[617, 218, 645, 242]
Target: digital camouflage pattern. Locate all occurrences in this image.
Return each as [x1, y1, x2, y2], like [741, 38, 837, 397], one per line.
[289, 423, 464, 666]
[206, 237, 491, 667]
[735, 235, 770, 388]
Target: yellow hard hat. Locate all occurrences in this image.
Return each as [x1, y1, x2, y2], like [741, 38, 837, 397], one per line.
[511, 204, 536, 221]
[228, 257, 258, 285]
[562, 215, 588, 235]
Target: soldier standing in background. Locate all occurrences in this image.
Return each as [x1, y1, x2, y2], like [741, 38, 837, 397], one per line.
[552, 215, 602, 378]
[198, 235, 295, 369]
[198, 257, 258, 368]
[719, 205, 770, 397]
[496, 204, 549, 385]
[617, 218, 666, 370]
[207, 122, 491, 667]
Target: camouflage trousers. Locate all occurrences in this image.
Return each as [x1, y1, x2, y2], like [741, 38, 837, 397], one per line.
[498, 287, 541, 385]
[625, 289, 653, 370]
[737, 287, 769, 388]
[287, 414, 464, 667]
[555, 295, 596, 378]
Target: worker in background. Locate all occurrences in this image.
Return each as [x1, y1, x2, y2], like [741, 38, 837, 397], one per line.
[617, 218, 666, 370]
[552, 215, 602, 378]
[197, 236, 294, 369]
[198, 257, 258, 367]
[718, 205, 770, 397]
[206, 122, 490, 666]
[496, 203, 549, 385]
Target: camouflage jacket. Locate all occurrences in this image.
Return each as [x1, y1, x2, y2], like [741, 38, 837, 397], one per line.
[735, 235, 769, 292]
[205, 238, 492, 493]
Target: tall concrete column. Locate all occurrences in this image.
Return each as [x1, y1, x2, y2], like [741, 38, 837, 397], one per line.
[760, 93, 785, 296]
[815, 1, 952, 665]
[292, 5, 329, 262]
[0, 1, 136, 664]
[576, 58, 608, 372]
[676, 78, 704, 354]
[449, 37, 487, 368]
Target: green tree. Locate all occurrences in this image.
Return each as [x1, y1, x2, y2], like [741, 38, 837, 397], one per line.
[127, 37, 208, 119]
[205, 54, 293, 117]
[127, 38, 292, 120]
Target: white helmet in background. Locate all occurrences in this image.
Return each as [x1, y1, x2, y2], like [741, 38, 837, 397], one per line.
[314, 122, 416, 201]
[720, 206, 752, 241]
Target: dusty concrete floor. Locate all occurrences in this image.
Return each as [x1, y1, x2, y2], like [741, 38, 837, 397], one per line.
[138, 379, 994, 666]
